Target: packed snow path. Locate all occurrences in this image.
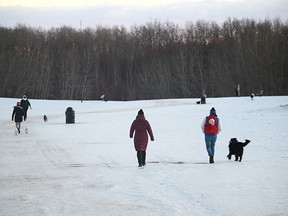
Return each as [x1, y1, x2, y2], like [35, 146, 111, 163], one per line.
[1, 96, 288, 216]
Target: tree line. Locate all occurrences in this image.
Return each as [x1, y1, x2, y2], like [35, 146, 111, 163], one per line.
[0, 18, 287, 100]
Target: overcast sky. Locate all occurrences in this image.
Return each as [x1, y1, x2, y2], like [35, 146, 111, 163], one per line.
[0, 0, 287, 29]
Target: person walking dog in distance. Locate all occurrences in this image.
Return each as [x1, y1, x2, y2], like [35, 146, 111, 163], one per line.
[12, 102, 25, 134]
[130, 109, 154, 167]
[201, 107, 221, 163]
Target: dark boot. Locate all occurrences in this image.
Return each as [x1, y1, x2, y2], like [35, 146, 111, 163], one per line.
[209, 155, 214, 164]
[137, 151, 143, 167]
[142, 151, 146, 166]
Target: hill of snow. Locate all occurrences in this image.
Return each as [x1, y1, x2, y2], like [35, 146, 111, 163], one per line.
[1, 96, 288, 216]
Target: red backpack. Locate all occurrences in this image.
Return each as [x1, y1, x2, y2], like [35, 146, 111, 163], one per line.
[204, 115, 219, 134]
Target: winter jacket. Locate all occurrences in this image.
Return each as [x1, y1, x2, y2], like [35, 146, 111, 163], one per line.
[20, 99, 31, 111]
[201, 115, 221, 135]
[12, 106, 25, 122]
[130, 114, 154, 151]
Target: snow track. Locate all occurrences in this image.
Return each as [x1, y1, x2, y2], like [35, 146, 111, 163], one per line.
[1, 96, 288, 215]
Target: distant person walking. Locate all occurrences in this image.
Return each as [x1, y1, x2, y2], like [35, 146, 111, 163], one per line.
[201, 107, 221, 163]
[12, 102, 25, 134]
[100, 92, 109, 102]
[130, 109, 154, 167]
[20, 95, 32, 120]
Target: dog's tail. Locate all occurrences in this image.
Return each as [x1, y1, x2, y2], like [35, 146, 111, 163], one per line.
[243, 139, 251, 147]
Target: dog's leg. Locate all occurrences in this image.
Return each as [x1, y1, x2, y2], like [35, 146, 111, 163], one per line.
[235, 155, 239, 161]
[227, 146, 232, 160]
[227, 150, 232, 160]
[239, 149, 244, 162]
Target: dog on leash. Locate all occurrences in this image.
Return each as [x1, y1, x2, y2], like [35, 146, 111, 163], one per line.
[227, 138, 251, 162]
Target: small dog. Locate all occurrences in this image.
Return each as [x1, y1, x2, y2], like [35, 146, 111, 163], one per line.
[227, 138, 251, 162]
[43, 115, 48, 122]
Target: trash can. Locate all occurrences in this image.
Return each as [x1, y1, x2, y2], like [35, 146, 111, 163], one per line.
[65, 107, 75, 124]
[201, 96, 206, 104]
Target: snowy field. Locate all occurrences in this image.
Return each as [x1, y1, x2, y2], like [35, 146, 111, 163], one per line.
[0, 96, 288, 216]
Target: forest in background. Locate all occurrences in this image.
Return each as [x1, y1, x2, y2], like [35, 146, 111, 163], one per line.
[0, 18, 287, 101]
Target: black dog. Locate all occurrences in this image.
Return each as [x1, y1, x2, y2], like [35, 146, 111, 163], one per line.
[43, 115, 48, 122]
[227, 138, 251, 162]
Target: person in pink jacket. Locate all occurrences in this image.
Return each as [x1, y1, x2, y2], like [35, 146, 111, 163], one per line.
[130, 109, 154, 167]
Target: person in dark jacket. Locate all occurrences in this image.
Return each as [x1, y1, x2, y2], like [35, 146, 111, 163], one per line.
[20, 95, 32, 120]
[201, 107, 222, 163]
[130, 109, 154, 167]
[12, 102, 25, 133]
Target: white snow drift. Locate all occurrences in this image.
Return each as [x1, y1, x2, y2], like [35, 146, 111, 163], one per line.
[0, 96, 288, 216]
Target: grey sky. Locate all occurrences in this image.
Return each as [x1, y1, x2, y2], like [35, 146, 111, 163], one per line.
[0, 0, 287, 29]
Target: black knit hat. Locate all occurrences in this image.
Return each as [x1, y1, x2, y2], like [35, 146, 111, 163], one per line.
[138, 109, 144, 115]
[210, 107, 216, 115]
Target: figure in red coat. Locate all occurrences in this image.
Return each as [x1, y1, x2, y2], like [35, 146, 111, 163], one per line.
[130, 109, 154, 167]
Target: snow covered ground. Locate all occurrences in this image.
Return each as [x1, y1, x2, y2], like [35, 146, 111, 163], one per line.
[0, 96, 288, 216]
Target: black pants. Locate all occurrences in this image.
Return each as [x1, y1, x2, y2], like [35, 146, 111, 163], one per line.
[23, 109, 28, 120]
[137, 151, 146, 166]
[15, 122, 21, 132]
